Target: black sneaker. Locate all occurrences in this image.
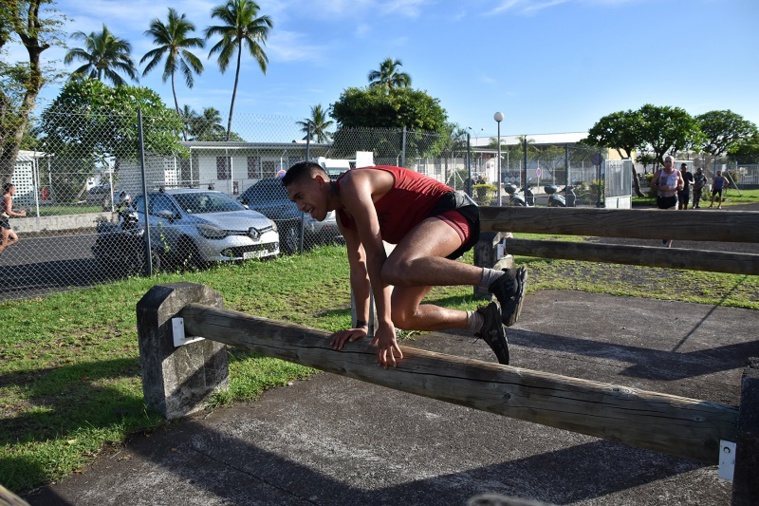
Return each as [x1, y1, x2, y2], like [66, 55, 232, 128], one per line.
[475, 302, 510, 365]
[488, 266, 527, 327]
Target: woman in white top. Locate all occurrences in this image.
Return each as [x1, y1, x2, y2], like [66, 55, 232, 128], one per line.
[650, 156, 684, 248]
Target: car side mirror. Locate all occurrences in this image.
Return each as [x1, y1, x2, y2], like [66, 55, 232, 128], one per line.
[156, 209, 176, 222]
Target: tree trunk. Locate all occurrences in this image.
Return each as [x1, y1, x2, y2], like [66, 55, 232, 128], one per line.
[226, 41, 243, 142]
[0, 0, 48, 185]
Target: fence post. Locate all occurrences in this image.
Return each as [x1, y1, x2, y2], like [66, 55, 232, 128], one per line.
[136, 282, 229, 420]
[732, 357, 759, 505]
[474, 231, 512, 299]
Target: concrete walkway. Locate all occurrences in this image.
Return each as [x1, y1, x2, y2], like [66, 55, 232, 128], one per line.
[25, 290, 759, 506]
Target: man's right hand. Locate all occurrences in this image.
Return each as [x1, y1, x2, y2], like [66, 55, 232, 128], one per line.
[372, 324, 403, 369]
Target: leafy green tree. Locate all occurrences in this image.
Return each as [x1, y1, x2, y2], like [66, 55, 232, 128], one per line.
[296, 104, 334, 143]
[330, 85, 447, 162]
[205, 0, 273, 141]
[696, 110, 758, 156]
[0, 0, 61, 184]
[368, 58, 411, 89]
[64, 24, 139, 86]
[584, 109, 643, 159]
[41, 79, 184, 163]
[637, 104, 702, 164]
[39, 80, 185, 201]
[584, 109, 646, 196]
[140, 7, 205, 137]
[331, 85, 446, 131]
[728, 130, 759, 163]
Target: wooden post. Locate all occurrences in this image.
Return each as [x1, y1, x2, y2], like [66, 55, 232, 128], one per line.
[479, 207, 759, 243]
[732, 358, 759, 506]
[474, 231, 512, 299]
[504, 238, 759, 275]
[175, 301, 738, 464]
[136, 283, 229, 420]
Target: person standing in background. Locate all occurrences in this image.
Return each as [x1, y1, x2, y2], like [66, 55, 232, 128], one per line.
[650, 156, 684, 248]
[709, 171, 727, 209]
[692, 168, 707, 208]
[678, 163, 694, 210]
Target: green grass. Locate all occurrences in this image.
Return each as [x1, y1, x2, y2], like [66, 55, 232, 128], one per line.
[632, 187, 759, 207]
[1, 243, 758, 493]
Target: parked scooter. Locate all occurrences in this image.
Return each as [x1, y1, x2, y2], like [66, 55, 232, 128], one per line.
[504, 184, 533, 207]
[92, 206, 161, 276]
[544, 185, 577, 207]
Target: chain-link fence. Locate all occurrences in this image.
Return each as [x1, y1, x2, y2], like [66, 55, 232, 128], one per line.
[3, 111, 626, 301]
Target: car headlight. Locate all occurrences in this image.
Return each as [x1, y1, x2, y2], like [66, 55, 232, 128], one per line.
[197, 224, 227, 239]
[269, 219, 278, 232]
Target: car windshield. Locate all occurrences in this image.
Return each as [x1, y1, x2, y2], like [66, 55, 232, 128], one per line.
[173, 192, 246, 214]
[245, 181, 289, 203]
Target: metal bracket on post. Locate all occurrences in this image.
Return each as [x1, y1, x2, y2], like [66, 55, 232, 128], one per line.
[719, 440, 736, 481]
[172, 317, 205, 347]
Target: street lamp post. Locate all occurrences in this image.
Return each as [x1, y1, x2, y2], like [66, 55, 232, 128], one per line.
[494, 111, 504, 206]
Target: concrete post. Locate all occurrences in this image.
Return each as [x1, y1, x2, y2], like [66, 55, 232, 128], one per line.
[474, 231, 512, 299]
[732, 357, 759, 505]
[137, 282, 229, 420]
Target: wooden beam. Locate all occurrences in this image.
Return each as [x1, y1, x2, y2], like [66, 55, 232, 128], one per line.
[178, 302, 738, 464]
[479, 207, 759, 243]
[505, 238, 759, 275]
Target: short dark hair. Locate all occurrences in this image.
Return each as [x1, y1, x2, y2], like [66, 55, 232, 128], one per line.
[2, 182, 13, 194]
[281, 161, 327, 187]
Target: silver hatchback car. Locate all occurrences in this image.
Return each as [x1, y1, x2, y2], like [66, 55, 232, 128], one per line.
[132, 188, 279, 266]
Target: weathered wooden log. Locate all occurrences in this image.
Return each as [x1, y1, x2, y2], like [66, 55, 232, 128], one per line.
[505, 238, 759, 275]
[0, 484, 29, 506]
[479, 207, 759, 243]
[178, 302, 738, 464]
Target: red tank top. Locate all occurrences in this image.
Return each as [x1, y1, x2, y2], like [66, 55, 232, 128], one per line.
[336, 166, 452, 244]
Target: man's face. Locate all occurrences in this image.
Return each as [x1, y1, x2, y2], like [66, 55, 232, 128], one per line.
[286, 175, 329, 221]
[663, 158, 674, 170]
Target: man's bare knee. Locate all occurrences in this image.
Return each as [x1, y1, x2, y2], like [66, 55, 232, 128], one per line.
[381, 258, 411, 286]
[390, 307, 414, 330]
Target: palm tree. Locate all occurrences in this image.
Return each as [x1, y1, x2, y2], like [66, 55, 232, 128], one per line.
[64, 24, 139, 86]
[194, 107, 227, 141]
[368, 58, 411, 89]
[180, 105, 199, 140]
[205, 0, 273, 141]
[140, 8, 205, 140]
[296, 105, 334, 143]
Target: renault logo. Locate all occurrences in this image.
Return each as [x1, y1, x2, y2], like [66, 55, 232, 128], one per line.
[248, 227, 260, 240]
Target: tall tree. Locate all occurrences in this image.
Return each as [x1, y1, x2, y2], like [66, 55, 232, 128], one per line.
[637, 104, 702, 165]
[205, 0, 272, 141]
[140, 7, 205, 141]
[584, 109, 645, 196]
[696, 110, 758, 156]
[0, 0, 60, 184]
[296, 104, 334, 143]
[194, 107, 227, 141]
[64, 24, 139, 86]
[368, 58, 411, 89]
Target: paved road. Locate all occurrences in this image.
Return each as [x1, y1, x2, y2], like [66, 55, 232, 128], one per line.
[0, 232, 118, 301]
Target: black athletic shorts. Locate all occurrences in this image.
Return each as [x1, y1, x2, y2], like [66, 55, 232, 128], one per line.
[428, 191, 480, 260]
[656, 195, 678, 210]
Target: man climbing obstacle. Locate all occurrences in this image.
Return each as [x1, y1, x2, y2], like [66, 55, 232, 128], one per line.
[282, 162, 527, 368]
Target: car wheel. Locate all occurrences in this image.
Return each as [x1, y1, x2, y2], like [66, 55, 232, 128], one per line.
[281, 225, 299, 254]
[177, 236, 205, 270]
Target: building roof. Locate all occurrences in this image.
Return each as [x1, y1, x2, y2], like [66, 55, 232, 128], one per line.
[16, 149, 50, 162]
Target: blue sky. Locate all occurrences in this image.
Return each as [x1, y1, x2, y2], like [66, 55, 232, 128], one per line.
[11, 0, 759, 139]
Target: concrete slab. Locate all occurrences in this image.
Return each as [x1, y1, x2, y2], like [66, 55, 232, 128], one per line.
[25, 290, 758, 506]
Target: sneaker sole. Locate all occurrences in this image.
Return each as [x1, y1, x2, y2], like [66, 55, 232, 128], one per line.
[504, 267, 527, 327]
